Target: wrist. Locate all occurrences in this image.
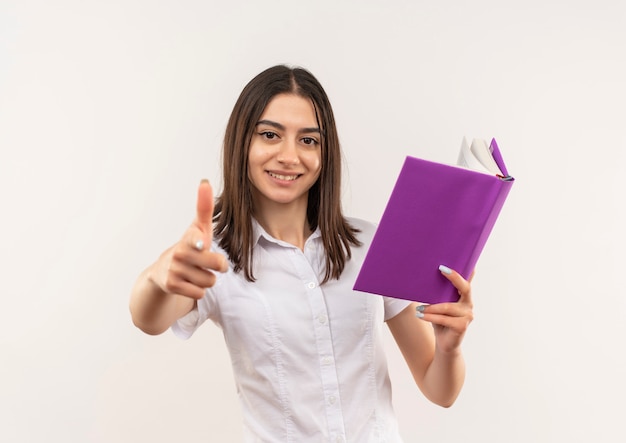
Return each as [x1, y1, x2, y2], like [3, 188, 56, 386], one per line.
[434, 344, 463, 359]
[144, 264, 168, 297]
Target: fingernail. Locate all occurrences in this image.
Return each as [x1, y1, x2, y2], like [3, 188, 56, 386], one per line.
[195, 239, 204, 251]
[200, 179, 210, 185]
[439, 264, 452, 275]
[416, 305, 426, 312]
[416, 311, 424, 319]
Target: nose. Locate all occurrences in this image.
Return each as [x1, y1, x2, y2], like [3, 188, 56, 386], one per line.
[276, 139, 300, 165]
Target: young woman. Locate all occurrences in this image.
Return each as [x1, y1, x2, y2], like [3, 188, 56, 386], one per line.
[130, 65, 474, 442]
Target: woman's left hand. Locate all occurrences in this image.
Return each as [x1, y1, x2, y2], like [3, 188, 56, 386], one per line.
[416, 266, 474, 353]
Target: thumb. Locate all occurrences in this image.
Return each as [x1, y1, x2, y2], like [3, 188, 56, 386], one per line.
[195, 179, 214, 233]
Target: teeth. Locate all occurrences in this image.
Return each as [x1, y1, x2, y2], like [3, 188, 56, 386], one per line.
[269, 172, 298, 181]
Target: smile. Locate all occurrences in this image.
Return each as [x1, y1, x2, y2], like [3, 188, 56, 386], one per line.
[268, 171, 300, 181]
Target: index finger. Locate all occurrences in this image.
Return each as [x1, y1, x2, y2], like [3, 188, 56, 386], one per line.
[195, 179, 214, 233]
[439, 264, 473, 304]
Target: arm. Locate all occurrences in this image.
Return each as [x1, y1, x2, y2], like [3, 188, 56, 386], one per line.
[129, 248, 197, 335]
[129, 180, 228, 335]
[387, 266, 474, 407]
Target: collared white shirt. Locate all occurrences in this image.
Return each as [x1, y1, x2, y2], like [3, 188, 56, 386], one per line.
[173, 218, 411, 442]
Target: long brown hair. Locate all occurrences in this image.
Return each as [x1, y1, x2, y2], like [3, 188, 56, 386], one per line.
[213, 65, 361, 283]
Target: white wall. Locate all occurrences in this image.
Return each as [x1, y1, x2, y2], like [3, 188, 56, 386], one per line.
[1, 1, 625, 442]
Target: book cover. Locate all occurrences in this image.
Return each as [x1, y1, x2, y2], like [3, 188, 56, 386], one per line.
[353, 138, 514, 304]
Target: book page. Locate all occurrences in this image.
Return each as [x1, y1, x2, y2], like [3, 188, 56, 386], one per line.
[470, 138, 504, 176]
[456, 137, 492, 174]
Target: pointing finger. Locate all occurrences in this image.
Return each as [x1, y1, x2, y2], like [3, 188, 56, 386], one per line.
[195, 179, 214, 233]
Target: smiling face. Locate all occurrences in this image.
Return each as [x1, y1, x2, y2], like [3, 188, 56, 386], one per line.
[247, 93, 322, 212]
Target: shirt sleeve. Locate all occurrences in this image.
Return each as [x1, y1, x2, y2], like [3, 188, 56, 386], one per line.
[171, 242, 226, 339]
[170, 288, 213, 339]
[383, 296, 413, 321]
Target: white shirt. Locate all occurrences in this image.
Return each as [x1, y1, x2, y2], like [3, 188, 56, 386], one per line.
[173, 218, 411, 442]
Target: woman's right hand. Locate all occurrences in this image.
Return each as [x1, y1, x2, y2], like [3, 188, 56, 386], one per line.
[149, 179, 228, 300]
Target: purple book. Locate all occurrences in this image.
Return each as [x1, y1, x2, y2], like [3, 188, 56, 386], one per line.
[353, 138, 514, 304]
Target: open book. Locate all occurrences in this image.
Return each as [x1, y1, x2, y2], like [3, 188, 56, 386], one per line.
[457, 136, 513, 179]
[353, 137, 514, 304]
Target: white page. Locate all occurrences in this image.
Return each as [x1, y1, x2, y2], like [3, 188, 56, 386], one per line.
[456, 136, 492, 174]
[470, 138, 504, 175]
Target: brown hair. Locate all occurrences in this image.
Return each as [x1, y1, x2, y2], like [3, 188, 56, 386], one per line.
[213, 65, 361, 283]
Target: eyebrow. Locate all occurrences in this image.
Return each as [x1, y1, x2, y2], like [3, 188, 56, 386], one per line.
[256, 119, 320, 134]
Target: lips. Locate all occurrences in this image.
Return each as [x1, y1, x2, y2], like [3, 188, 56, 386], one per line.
[268, 171, 300, 181]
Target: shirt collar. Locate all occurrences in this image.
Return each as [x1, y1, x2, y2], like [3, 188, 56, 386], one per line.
[251, 218, 321, 249]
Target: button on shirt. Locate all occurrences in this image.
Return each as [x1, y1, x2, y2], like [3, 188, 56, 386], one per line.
[173, 218, 411, 442]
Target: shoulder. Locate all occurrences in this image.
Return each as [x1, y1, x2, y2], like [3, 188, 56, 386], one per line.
[344, 217, 378, 256]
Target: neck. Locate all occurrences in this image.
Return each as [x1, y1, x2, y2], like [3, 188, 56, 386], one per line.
[253, 198, 311, 251]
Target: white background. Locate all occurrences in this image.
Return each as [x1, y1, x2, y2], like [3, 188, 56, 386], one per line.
[1, 1, 625, 442]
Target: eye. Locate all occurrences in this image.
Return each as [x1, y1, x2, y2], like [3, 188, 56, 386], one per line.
[259, 131, 278, 140]
[301, 137, 319, 146]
